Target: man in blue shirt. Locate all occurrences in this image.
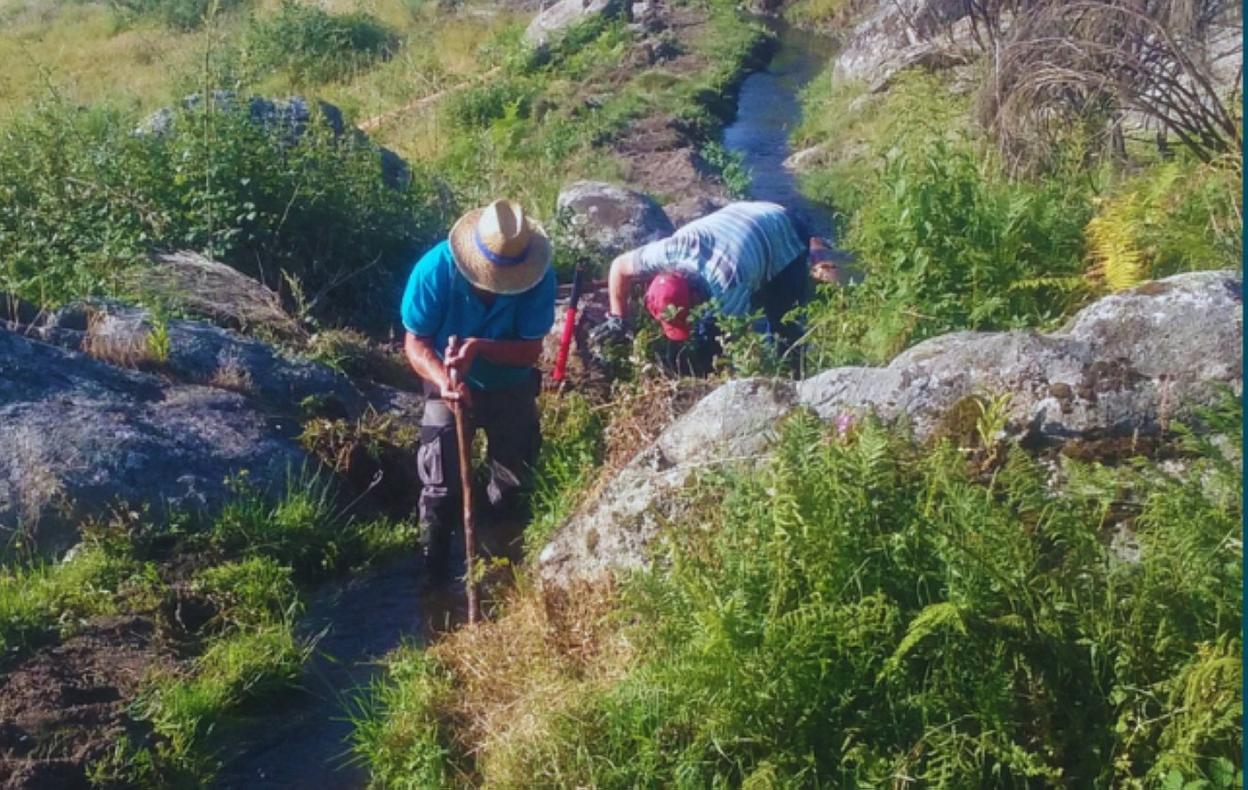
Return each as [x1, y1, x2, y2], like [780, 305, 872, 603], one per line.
[400, 199, 556, 577]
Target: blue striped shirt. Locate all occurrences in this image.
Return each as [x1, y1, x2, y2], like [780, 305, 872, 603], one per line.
[631, 202, 807, 316]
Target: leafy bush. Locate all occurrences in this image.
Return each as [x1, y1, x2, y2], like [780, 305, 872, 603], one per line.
[445, 78, 537, 130]
[0, 98, 447, 326]
[699, 140, 752, 199]
[476, 403, 1241, 787]
[801, 134, 1093, 364]
[245, 1, 398, 85]
[1085, 157, 1242, 291]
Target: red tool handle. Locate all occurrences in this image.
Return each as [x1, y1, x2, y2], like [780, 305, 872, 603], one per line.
[552, 266, 584, 382]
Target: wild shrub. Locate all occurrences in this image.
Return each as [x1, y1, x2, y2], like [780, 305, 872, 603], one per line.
[112, 0, 250, 30]
[807, 135, 1092, 363]
[445, 78, 537, 130]
[0, 98, 447, 326]
[245, 1, 398, 85]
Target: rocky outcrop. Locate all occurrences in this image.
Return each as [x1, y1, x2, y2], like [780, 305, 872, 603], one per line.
[538, 378, 796, 581]
[0, 303, 424, 555]
[832, 0, 977, 90]
[800, 271, 1242, 439]
[525, 0, 621, 46]
[556, 180, 675, 258]
[134, 251, 306, 342]
[539, 271, 1243, 586]
[17, 302, 378, 418]
[0, 328, 308, 555]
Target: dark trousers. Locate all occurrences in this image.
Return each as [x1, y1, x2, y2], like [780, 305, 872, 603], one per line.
[416, 371, 541, 559]
[750, 251, 811, 350]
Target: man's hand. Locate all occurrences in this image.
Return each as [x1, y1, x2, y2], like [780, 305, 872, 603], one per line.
[438, 368, 472, 409]
[443, 337, 478, 378]
[588, 314, 633, 349]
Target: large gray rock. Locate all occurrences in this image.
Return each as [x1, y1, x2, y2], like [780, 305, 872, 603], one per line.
[24, 302, 373, 418]
[0, 301, 428, 553]
[525, 0, 619, 46]
[539, 271, 1242, 586]
[0, 329, 309, 556]
[134, 251, 306, 342]
[832, 0, 978, 89]
[800, 271, 1243, 441]
[556, 180, 675, 259]
[538, 378, 796, 584]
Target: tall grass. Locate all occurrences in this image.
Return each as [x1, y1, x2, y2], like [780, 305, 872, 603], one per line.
[0, 544, 157, 658]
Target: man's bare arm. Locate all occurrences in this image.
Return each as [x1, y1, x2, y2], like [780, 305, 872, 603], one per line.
[607, 252, 637, 318]
[445, 338, 543, 373]
[404, 332, 468, 403]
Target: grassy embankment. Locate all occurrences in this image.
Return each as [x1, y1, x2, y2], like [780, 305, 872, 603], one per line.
[1, 473, 415, 784]
[348, 6, 1243, 789]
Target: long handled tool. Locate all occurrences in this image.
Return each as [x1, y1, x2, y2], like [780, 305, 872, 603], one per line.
[551, 265, 585, 384]
[445, 335, 481, 624]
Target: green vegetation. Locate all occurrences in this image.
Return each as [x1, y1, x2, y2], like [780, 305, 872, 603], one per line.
[355, 398, 1243, 787]
[113, 0, 252, 31]
[0, 544, 158, 658]
[244, 1, 398, 85]
[0, 97, 445, 325]
[349, 644, 456, 789]
[525, 392, 607, 557]
[792, 69, 1242, 367]
[138, 622, 308, 779]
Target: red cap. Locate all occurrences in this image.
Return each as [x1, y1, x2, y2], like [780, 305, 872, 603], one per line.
[644, 273, 693, 341]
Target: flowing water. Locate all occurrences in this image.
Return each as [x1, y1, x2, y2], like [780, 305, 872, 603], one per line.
[722, 18, 838, 240]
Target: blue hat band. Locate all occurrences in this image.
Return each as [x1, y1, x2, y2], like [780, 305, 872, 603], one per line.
[474, 228, 530, 267]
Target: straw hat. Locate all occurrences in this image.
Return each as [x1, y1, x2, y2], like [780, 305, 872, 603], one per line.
[449, 199, 552, 295]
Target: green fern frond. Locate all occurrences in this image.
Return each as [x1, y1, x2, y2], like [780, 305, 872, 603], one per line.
[888, 601, 968, 668]
[1009, 275, 1089, 294]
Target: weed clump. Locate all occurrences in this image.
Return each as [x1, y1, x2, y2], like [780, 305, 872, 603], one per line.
[245, 1, 398, 85]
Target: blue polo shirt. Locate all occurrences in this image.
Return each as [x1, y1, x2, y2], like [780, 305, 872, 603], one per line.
[400, 240, 556, 391]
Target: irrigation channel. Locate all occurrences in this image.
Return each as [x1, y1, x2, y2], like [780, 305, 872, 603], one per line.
[723, 17, 838, 240]
[212, 19, 835, 787]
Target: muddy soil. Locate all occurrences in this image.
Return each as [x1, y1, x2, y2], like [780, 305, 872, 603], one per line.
[609, 6, 740, 209]
[0, 616, 174, 789]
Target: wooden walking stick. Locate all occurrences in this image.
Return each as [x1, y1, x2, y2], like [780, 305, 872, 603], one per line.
[445, 335, 481, 624]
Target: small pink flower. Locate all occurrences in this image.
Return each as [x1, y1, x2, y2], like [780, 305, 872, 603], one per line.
[834, 411, 855, 438]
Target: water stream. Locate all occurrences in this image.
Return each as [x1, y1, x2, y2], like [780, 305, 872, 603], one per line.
[722, 17, 838, 240]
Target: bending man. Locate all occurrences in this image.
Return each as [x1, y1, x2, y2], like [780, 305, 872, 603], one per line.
[400, 199, 556, 578]
[592, 201, 837, 367]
